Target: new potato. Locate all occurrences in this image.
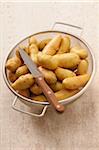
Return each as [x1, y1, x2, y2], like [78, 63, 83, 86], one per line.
[50, 81, 63, 92]
[70, 46, 88, 59]
[63, 74, 90, 90]
[30, 84, 42, 95]
[29, 44, 39, 65]
[55, 53, 80, 69]
[12, 73, 34, 90]
[28, 36, 38, 46]
[39, 38, 52, 50]
[39, 67, 57, 84]
[6, 56, 22, 72]
[55, 67, 76, 81]
[42, 35, 62, 55]
[8, 71, 17, 82]
[31, 89, 78, 102]
[29, 44, 38, 54]
[55, 89, 79, 101]
[16, 49, 22, 59]
[37, 52, 58, 70]
[31, 95, 47, 102]
[77, 60, 88, 75]
[16, 46, 29, 59]
[16, 65, 29, 77]
[19, 45, 29, 54]
[57, 36, 70, 54]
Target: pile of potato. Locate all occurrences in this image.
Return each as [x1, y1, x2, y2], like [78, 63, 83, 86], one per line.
[6, 34, 90, 102]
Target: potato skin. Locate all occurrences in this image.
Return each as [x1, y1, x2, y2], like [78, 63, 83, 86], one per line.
[8, 71, 17, 82]
[28, 36, 38, 45]
[29, 44, 39, 65]
[31, 89, 78, 102]
[38, 38, 52, 50]
[50, 81, 63, 92]
[30, 84, 42, 95]
[57, 36, 70, 54]
[16, 46, 29, 59]
[55, 89, 79, 101]
[29, 44, 38, 54]
[6, 56, 22, 72]
[31, 54, 39, 65]
[37, 52, 58, 70]
[77, 60, 88, 75]
[55, 67, 76, 81]
[18, 89, 30, 98]
[39, 66, 57, 84]
[42, 35, 62, 55]
[16, 49, 22, 59]
[70, 46, 88, 59]
[12, 73, 34, 90]
[20, 45, 29, 54]
[31, 95, 47, 102]
[55, 53, 80, 69]
[16, 65, 29, 77]
[63, 74, 90, 90]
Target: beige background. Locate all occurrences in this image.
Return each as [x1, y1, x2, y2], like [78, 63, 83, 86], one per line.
[0, 2, 99, 150]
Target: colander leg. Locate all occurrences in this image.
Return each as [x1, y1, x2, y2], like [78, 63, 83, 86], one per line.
[12, 96, 48, 117]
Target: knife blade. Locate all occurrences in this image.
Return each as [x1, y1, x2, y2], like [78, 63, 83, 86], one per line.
[19, 48, 64, 113]
[19, 48, 41, 77]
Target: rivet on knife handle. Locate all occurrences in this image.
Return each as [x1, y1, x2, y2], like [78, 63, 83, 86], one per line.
[36, 77, 65, 113]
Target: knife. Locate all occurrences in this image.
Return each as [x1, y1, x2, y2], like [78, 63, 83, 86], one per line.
[19, 48, 64, 113]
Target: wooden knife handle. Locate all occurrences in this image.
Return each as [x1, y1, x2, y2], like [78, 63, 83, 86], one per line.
[36, 77, 64, 113]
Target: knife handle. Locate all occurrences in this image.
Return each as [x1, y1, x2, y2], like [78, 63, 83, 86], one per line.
[36, 77, 64, 113]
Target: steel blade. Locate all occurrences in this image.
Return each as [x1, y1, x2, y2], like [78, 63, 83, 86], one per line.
[19, 48, 41, 77]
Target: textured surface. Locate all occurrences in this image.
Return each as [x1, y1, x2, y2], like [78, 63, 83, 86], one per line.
[0, 2, 99, 150]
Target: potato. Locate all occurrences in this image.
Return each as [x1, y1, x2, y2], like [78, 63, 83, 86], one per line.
[15, 65, 29, 77]
[55, 67, 76, 81]
[16, 49, 22, 59]
[31, 95, 47, 102]
[77, 60, 88, 75]
[24, 47, 29, 54]
[29, 44, 38, 54]
[8, 71, 17, 82]
[12, 73, 34, 90]
[39, 66, 57, 84]
[42, 35, 62, 55]
[6, 56, 22, 72]
[55, 89, 79, 101]
[70, 46, 88, 59]
[50, 81, 63, 92]
[38, 38, 52, 50]
[31, 89, 78, 102]
[29, 44, 39, 65]
[57, 36, 70, 54]
[19, 45, 29, 54]
[30, 84, 42, 95]
[55, 53, 80, 69]
[31, 54, 39, 65]
[63, 74, 90, 90]
[28, 36, 38, 45]
[37, 52, 58, 70]
[16, 46, 29, 59]
[18, 89, 30, 98]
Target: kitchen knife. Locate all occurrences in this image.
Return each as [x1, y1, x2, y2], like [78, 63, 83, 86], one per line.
[19, 48, 64, 113]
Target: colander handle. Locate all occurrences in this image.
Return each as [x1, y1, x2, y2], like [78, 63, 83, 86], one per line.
[51, 22, 83, 37]
[12, 96, 48, 117]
